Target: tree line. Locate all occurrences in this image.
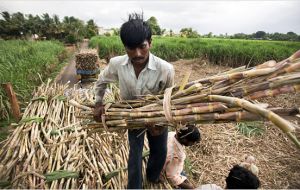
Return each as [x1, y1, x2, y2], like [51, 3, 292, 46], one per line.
[229, 31, 300, 41]
[0, 12, 98, 43]
[1, 12, 299, 42]
[146, 16, 300, 41]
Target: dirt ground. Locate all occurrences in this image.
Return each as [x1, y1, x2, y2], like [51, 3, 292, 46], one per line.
[170, 58, 300, 189]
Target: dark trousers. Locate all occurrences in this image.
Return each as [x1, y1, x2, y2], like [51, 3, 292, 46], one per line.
[127, 127, 168, 189]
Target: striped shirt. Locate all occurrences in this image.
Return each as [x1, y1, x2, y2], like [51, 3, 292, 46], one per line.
[94, 53, 175, 103]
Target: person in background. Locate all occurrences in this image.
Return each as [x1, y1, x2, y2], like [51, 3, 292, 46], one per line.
[198, 161, 260, 190]
[93, 13, 175, 189]
[163, 124, 201, 189]
[225, 164, 260, 189]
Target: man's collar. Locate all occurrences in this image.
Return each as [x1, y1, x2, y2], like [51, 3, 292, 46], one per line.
[147, 53, 157, 70]
[121, 53, 157, 70]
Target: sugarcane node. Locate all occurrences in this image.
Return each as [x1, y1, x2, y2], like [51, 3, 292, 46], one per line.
[288, 49, 300, 62]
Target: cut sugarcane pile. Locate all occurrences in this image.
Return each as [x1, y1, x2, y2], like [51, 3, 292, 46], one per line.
[83, 50, 300, 148]
[0, 81, 172, 189]
[75, 49, 99, 70]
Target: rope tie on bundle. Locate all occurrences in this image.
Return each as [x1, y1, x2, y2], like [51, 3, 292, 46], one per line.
[163, 86, 176, 125]
[163, 86, 191, 131]
[163, 86, 187, 132]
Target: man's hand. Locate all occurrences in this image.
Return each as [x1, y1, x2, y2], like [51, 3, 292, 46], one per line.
[178, 179, 195, 189]
[146, 124, 166, 136]
[93, 102, 104, 122]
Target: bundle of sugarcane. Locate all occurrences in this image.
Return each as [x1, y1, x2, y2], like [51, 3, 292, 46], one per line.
[103, 83, 121, 103]
[0, 81, 172, 189]
[81, 50, 300, 148]
[75, 49, 99, 70]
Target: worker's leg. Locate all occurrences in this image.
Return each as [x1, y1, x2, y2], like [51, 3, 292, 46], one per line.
[127, 129, 145, 189]
[146, 127, 168, 182]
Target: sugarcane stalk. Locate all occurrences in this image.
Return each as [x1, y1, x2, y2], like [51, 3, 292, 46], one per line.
[186, 67, 276, 87]
[69, 99, 92, 111]
[228, 77, 300, 97]
[223, 65, 247, 74]
[86, 105, 300, 130]
[269, 60, 300, 78]
[247, 84, 300, 100]
[254, 60, 277, 69]
[105, 103, 228, 118]
[208, 95, 300, 148]
[173, 83, 203, 99]
[102, 151, 150, 183]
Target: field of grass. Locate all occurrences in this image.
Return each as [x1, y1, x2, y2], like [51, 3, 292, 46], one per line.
[90, 36, 300, 67]
[0, 40, 67, 122]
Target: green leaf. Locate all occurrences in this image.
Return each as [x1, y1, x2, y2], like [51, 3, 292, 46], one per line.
[44, 170, 79, 182]
[235, 121, 265, 137]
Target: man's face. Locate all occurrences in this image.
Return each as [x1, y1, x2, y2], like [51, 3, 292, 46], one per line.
[125, 40, 151, 66]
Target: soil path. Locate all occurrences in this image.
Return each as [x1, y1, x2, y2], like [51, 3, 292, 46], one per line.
[55, 41, 89, 87]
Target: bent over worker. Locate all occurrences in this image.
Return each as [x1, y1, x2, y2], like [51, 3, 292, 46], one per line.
[163, 124, 201, 189]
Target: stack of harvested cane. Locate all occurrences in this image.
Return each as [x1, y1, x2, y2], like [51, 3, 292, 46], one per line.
[75, 49, 100, 81]
[83, 50, 300, 148]
[0, 80, 172, 189]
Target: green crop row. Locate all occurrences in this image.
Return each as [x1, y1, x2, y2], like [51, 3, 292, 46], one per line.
[90, 36, 300, 67]
[0, 40, 66, 120]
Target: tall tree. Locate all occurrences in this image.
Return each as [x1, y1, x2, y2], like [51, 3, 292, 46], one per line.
[40, 13, 54, 38]
[112, 28, 120, 36]
[254, 31, 266, 39]
[169, 29, 173, 37]
[287, 31, 298, 41]
[0, 12, 11, 37]
[85, 19, 98, 38]
[180, 27, 199, 38]
[147, 16, 162, 35]
[9, 12, 26, 37]
[207, 32, 213, 38]
[62, 16, 85, 43]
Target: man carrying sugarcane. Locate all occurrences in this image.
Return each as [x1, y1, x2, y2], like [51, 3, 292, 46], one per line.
[94, 13, 175, 189]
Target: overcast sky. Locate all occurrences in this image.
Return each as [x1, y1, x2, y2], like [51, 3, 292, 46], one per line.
[1, 1, 299, 35]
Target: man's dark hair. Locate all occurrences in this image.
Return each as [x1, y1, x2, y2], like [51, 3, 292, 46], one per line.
[226, 165, 260, 189]
[120, 13, 152, 48]
[177, 124, 201, 142]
